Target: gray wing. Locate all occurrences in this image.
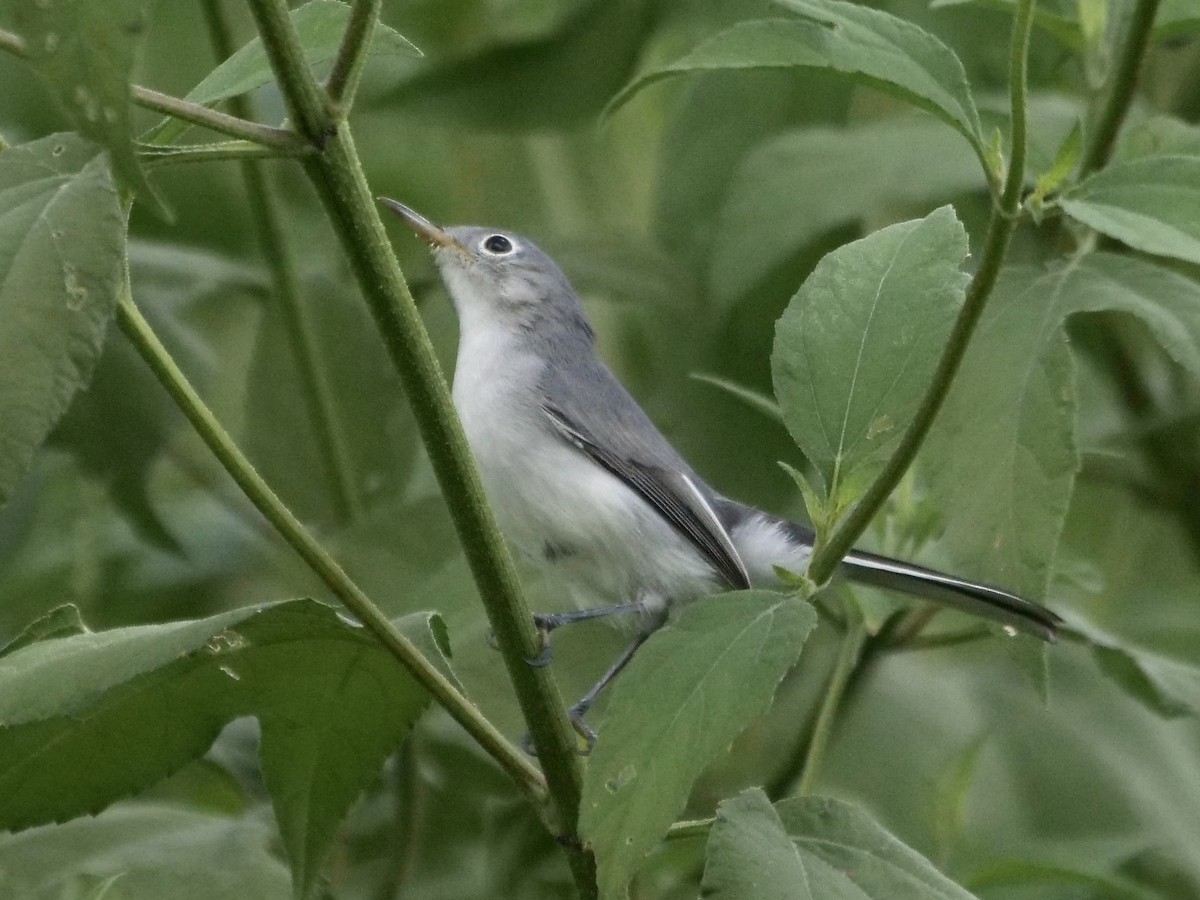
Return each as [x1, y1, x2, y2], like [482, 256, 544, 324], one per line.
[537, 353, 750, 591]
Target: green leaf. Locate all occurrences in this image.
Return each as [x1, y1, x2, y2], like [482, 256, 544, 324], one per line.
[1, 0, 163, 213]
[922, 253, 1200, 601]
[1058, 155, 1200, 265]
[702, 789, 979, 899]
[149, 0, 420, 144]
[580, 592, 816, 900]
[0, 133, 125, 509]
[609, 0, 986, 166]
[0, 604, 86, 660]
[771, 206, 969, 509]
[711, 115, 986, 303]
[0, 600, 442, 898]
[0, 803, 291, 899]
[700, 788, 814, 899]
[1028, 118, 1082, 209]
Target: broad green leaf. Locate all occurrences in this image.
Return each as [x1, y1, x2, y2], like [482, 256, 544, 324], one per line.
[923, 253, 1200, 601]
[580, 592, 816, 900]
[772, 207, 969, 507]
[0, 133, 125, 509]
[700, 788, 815, 899]
[1058, 155, 1200, 265]
[0, 600, 444, 899]
[702, 789, 978, 899]
[773, 794, 978, 899]
[712, 115, 985, 303]
[0, 803, 291, 899]
[0, 0, 160, 209]
[609, 0, 986, 166]
[150, 0, 420, 144]
[383, 0, 653, 129]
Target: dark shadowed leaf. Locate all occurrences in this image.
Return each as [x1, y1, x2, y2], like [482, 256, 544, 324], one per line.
[0, 133, 124, 509]
[382, 0, 653, 129]
[580, 592, 816, 900]
[772, 207, 969, 508]
[712, 116, 985, 303]
[1058, 155, 1200, 265]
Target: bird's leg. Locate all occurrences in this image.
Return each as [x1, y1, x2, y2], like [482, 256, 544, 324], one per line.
[565, 626, 657, 754]
[487, 600, 648, 666]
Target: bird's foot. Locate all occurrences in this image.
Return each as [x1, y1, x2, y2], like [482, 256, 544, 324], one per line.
[519, 706, 597, 757]
[485, 616, 555, 667]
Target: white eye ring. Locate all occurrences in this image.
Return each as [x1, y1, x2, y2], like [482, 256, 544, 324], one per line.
[481, 234, 514, 255]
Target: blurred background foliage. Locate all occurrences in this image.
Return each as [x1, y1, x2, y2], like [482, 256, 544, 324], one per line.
[1, 0, 1199, 897]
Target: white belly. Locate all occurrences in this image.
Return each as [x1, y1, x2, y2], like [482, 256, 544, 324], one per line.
[452, 336, 718, 608]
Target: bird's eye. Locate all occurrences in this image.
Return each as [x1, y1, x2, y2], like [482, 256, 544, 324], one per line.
[482, 234, 513, 255]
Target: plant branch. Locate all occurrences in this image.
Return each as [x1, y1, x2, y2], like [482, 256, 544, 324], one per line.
[138, 140, 310, 166]
[1078, 0, 1163, 177]
[794, 618, 865, 796]
[325, 0, 381, 110]
[0, 27, 304, 149]
[807, 0, 1037, 585]
[244, 0, 595, 893]
[115, 291, 546, 804]
[200, 0, 363, 523]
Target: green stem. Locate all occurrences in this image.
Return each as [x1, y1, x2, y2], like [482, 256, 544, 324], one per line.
[115, 292, 546, 804]
[794, 619, 866, 796]
[807, 0, 1036, 585]
[201, 0, 363, 523]
[325, 0, 381, 110]
[138, 140, 310, 166]
[1078, 0, 1163, 177]
[664, 818, 716, 842]
[0, 27, 301, 149]
[244, 1, 595, 893]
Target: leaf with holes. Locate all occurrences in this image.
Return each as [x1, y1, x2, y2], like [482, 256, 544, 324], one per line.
[0, 133, 124, 509]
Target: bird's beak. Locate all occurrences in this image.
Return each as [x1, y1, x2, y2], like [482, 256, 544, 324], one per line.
[377, 197, 472, 259]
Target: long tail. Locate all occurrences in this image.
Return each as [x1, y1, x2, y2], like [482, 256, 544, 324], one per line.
[838, 547, 1062, 641]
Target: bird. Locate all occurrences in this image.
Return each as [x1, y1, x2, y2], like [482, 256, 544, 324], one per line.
[380, 198, 1062, 749]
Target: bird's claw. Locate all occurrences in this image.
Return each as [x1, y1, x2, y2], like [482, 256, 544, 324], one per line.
[519, 708, 597, 757]
[485, 624, 555, 667]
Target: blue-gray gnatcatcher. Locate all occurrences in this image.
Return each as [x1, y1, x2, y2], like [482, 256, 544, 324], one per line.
[381, 198, 1062, 746]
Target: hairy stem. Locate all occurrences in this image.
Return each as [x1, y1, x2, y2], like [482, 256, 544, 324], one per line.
[807, 0, 1036, 585]
[116, 292, 546, 803]
[325, 0, 381, 109]
[1079, 0, 1163, 177]
[138, 140, 310, 166]
[244, 0, 595, 893]
[200, 0, 363, 523]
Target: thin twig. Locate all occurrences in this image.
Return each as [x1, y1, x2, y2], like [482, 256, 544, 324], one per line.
[325, 0, 381, 109]
[116, 291, 547, 804]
